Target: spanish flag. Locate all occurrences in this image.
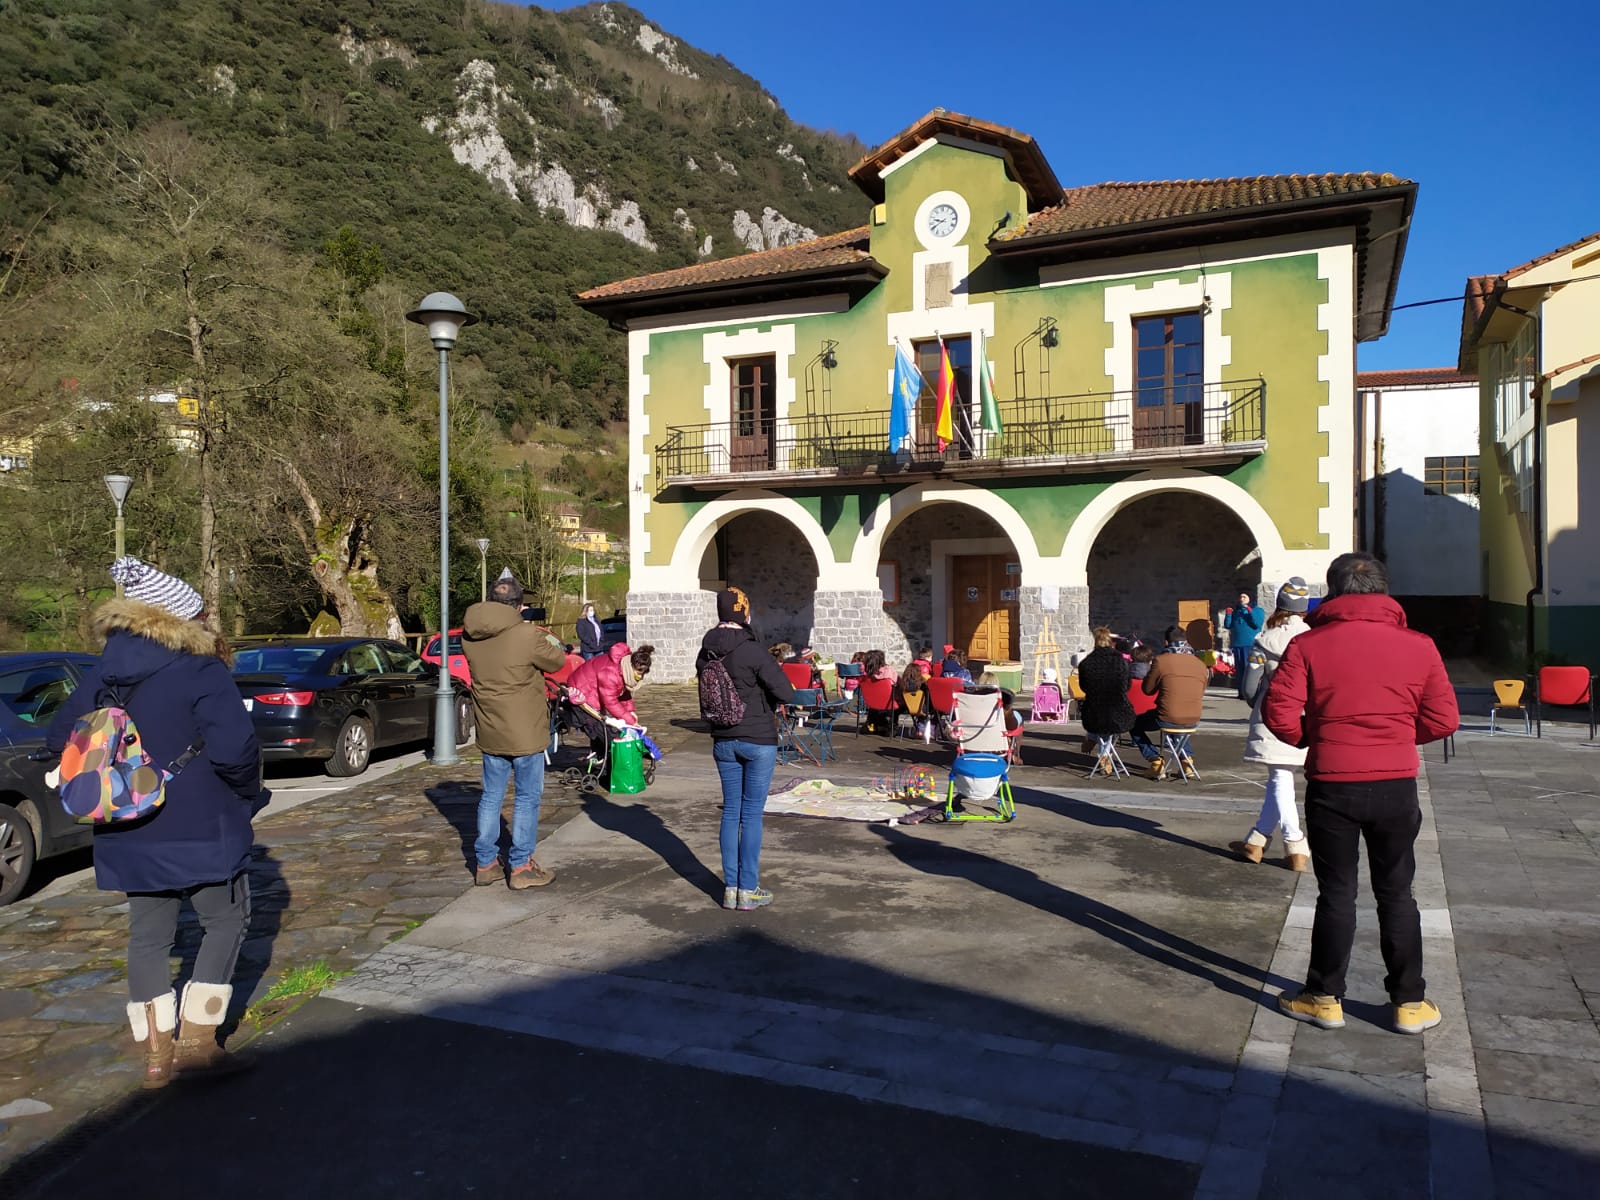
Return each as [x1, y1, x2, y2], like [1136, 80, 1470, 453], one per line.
[935, 339, 957, 452]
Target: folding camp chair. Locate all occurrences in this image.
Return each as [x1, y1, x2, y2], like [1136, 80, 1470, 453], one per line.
[944, 690, 1016, 822]
[834, 661, 865, 732]
[777, 688, 825, 766]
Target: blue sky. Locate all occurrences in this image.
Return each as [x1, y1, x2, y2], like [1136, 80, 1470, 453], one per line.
[552, 1, 1591, 370]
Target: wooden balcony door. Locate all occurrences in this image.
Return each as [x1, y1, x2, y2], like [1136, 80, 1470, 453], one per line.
[950, 554, 1019, 663]
[730, 356, 777, 471]
[1133, 312, 1204, 449]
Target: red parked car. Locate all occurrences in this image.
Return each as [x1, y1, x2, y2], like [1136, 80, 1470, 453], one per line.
[422, 630, 471, 688]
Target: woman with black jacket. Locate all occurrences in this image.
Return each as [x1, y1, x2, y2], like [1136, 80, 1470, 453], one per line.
[696, 587, 797, 911]
[1077, 626, 1135, 775]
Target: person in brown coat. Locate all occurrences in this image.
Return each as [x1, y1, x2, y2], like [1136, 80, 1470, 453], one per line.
[461, 573, 567, 889]
[1132, 631, 1209, 778]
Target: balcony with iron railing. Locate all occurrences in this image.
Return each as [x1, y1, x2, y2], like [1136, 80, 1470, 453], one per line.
[654, 378, 1267, 490]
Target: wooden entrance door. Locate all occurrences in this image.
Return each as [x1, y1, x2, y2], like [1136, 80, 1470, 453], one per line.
[1133, 312, 1204, 449]
[950, 554, 1020, 662]
[730, 356, 776, 471]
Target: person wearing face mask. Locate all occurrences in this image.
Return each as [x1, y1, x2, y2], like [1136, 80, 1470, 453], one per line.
[576, 603, 604, 661]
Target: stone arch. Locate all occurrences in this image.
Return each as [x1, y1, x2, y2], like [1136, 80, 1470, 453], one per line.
[1058, 469, 1289, 587]
[669, 490, 844, 588]
[853, 480, 1044, 577]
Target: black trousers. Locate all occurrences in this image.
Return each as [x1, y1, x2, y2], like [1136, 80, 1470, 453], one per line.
[126, 873, 252, 1003]
[1303, 778, 1425, 1004]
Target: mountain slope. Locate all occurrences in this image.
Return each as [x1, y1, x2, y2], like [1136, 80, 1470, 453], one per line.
[0, 0, 868, 431]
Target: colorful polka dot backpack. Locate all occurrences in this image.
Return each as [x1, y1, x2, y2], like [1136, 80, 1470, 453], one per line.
[57, 689, 202, 825]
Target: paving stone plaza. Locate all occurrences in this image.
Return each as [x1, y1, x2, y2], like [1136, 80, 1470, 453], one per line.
[2, 682, 1597, 1198]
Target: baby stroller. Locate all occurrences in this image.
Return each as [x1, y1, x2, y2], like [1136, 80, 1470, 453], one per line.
[943, 690, 1017, 823]
[557, 688, 659, 794]
[1030, 671, 1065, 724]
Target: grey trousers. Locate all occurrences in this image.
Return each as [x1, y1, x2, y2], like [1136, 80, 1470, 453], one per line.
[126, 873, 252, 1003]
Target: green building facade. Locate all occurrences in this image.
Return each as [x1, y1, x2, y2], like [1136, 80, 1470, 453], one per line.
[580, 112, 1415, 681]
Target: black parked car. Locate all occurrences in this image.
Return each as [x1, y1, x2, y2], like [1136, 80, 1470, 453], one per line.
[232, 638, 474, 778]
[0, 652, 99, 905]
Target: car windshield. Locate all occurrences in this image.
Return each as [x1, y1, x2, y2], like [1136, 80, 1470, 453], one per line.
[425, 636, 464, 657]
[232, 646, 334, 675]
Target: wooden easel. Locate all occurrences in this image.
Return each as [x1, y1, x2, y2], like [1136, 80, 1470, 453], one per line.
[1031, 615, 1061, 689]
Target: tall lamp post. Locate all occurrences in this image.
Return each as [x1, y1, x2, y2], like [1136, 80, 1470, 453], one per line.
[476, 538, 490, 602]
[406, 292, 478, 767]
[104, 475, 133, 594]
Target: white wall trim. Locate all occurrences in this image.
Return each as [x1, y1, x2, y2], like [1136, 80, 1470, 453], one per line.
[627, 294, 850, 335]
[913, 189, 972, 251]
[853, 480, 1044, 584]
[1317, 243, 1356, 552]
[701, 324, 798, 471]
[1039, 229, 1356, 290]
[632, 490, 849, 593]
[1057, 469, 1323, 586]
[877, 136, 939, 180]
[627, 329, 654, 573]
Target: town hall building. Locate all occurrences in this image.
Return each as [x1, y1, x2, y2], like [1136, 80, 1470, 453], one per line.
[578, 111, 1416, 681]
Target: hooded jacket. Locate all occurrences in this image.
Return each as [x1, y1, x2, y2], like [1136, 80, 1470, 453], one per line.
[565, 643, 639, 725]
[695, 624, 797, 745]
[1076, 646, 1135, 736]
[460, 601, 567, 757]
[1242, 614, 1309, 767]
[1262, 594, 1458, 782]
[1142, 649, 1209, 728]
[46, 599, 264, 894]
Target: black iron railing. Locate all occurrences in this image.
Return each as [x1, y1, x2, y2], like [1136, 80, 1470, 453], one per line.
[654, 378, 1266, 488]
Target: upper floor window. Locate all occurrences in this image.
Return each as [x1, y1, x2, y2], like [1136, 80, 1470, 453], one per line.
[913, 336, 972, 455]
[1424, 455, 1478, 496]
[1133, 312, 1204, 448]
[729, 355, 777, 472]
[1490, 320, 1537, 447]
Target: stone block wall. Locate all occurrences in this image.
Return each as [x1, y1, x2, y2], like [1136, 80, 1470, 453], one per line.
[1086, 493, 1261, 642]
[624, 589, 717, 682]
[881, 504, 1011, 664]
[721, 510, 818, 649]
[812, 590, 896, 665]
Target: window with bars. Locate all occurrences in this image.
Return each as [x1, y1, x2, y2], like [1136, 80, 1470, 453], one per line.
[1424, 455, 1479, 496]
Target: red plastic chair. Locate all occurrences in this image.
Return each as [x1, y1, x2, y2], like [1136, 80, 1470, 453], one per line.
[929, 662, 944, 677]
[858, 677, 898, 735]
[925, 676, 963, 739]
[781, 662, 815, 693]
[1536, 667, 1596, 740]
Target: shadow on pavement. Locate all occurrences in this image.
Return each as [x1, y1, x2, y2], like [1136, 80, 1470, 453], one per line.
[1022, 790, 1252, 866]
[421, 779, 482, 871]
[581, 790, 721, 901]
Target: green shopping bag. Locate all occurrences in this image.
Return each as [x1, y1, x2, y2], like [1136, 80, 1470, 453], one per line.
[608, 734, 647, 794]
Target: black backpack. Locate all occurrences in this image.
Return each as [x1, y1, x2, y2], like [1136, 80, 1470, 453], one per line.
[697, 651, 746, 728]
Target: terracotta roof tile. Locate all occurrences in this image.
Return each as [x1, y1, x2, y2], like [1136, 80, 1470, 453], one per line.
[1357, 367, 1477, 389]
[576, 227, 873, 302]
[1504, 230, 1600, 279]
[999, 173, 1413, 242]
[1544, 351, 1600, 381]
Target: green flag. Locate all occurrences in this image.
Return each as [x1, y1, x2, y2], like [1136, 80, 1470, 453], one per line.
[978, 332, 1003, 435]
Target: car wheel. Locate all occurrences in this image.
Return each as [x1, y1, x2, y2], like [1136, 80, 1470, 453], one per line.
[325, 716, 374, 777]
[455, 696, 476, 747]
[0, 802, 38, 907]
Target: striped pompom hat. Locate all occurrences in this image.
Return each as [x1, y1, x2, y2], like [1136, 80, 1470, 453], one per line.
[1275, 577, 1311, 613]
[110, 556, 204, 620]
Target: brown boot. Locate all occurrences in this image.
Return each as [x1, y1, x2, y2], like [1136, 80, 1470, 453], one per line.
[127, 991, 177, 1090]
[1285, 837, 1311, 873]
[474, 858, 503, 886]
[509, 858, 555, 889]
[175, 982, 252, 1079]
[1229, 831, 1268, 864]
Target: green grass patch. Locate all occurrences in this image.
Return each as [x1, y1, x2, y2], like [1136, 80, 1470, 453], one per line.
[258, 960, 348, 1004]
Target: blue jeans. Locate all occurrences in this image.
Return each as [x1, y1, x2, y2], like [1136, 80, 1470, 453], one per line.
[476, 752, 545, 869]
[713, 740, 778, 892]
[1233, 646, 1254, 697]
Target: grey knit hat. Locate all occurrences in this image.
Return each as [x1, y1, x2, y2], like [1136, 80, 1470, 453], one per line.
[1276, 577, 1311, 613]
[110, 556, 204, 620]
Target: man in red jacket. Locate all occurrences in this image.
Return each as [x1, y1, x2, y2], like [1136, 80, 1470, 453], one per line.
[1263, 552, 1458, 1035]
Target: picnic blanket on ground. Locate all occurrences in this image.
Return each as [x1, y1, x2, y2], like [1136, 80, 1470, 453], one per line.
[765, 776, 943, 824]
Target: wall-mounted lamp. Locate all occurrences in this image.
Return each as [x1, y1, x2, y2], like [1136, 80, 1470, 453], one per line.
[1200, 295, 1214, 316]
[1040, 326, 1059, 349]
[821, 347, 838, 370]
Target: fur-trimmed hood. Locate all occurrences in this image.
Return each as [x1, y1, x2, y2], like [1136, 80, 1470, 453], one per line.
[92, 598, 228, 664]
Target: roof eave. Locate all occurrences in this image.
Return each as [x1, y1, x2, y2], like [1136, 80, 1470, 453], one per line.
[575, 261, 889, 330]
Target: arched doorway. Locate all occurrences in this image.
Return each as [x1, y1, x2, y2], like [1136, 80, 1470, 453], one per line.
[1087, 492, 1261, 644]
[879, 504, 1022, 667]
[703, 510, 819, 648]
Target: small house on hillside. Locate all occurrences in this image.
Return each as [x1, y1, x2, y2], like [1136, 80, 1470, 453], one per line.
[579, 110, 1416, 681]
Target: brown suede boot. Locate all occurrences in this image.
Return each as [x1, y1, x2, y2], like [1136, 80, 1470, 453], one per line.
[1285, 837, 1311, 873]
[1229, 830, 1268, 864]
[175, 982, 253, 1079]
[127, 991, 177, 1090]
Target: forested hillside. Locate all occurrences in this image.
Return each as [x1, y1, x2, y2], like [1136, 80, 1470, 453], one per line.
[0, 0, 868, 646]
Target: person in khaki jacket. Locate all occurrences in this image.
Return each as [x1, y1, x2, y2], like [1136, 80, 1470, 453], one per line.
[461, 573, 566, 889]
[1131, 627, 1209, 779]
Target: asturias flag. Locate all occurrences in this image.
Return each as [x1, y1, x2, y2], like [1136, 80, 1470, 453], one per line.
[889, 343, 923, 453]
[935, 339, 957, 452]
[978, 332, 1002, 436]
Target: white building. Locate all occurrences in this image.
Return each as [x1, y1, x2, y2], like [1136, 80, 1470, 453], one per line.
[1356, 367, 1481, 602]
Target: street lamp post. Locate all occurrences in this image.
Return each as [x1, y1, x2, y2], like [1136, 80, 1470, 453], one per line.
[104, 475, 133, 594]
[476, 538, 490, 602]
[406, 292, 479, 767]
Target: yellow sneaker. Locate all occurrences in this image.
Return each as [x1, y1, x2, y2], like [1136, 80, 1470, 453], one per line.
[1393, 999, 1442, 1035]
[1278, 990, 1345, 1030]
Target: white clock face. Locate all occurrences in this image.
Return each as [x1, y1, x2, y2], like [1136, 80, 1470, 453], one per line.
[927, 203, 959, 239]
